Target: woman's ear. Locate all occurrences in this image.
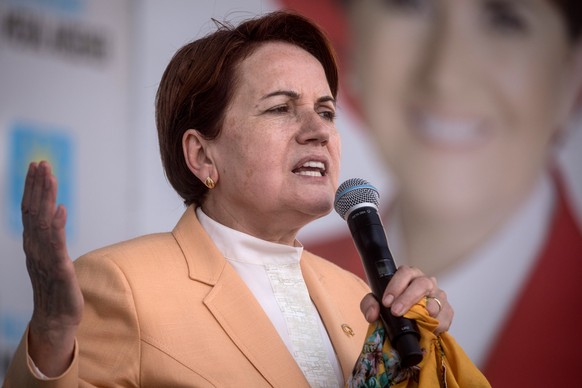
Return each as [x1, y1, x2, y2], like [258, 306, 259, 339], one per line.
[182, 129, 215, 183]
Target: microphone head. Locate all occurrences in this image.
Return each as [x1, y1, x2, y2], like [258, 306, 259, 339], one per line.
[334, 178, 380, 219]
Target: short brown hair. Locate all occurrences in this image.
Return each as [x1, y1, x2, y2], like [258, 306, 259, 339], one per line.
[156, 11, 339, 207]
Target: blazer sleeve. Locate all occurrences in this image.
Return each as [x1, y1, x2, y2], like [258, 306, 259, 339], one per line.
[3, 252, 142, 388]
[3, 328, 80, 388]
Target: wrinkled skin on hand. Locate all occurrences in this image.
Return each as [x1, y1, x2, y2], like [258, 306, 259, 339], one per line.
[21, 161, 83, 377]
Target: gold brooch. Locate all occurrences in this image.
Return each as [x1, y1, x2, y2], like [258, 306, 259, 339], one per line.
[341, 324, 354, 337]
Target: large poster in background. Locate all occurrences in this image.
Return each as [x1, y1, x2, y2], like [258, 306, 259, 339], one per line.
[282, 0, 582, 378]
[0, 0, 131, 378]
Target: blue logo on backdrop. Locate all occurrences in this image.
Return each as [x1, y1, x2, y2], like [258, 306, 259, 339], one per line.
[7, 121, 75, 238]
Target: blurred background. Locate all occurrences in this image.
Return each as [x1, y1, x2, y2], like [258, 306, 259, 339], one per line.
[1, 0, 581, 380]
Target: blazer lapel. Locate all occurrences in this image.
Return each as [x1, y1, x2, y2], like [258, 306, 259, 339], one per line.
[204, 266, 309, 385]
[172, 206, 309, 386]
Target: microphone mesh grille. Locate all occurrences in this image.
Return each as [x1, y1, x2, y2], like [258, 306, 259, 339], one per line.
[334, 178, 380, 219]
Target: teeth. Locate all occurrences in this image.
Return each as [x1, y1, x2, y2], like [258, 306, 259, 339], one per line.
[294, 160, 325, 177]
[302, 161, 325, 170]
[416, 114, 485, 146]
[296, 170, 323, 177]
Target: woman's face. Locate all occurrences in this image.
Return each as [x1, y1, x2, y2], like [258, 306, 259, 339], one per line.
[204, 42, 340, 243]
[348, 0, 581, 221]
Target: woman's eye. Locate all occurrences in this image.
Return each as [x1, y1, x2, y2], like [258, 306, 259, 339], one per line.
[319, 110, 336, 122]
[483, 0, 528, 33]
[268, 105, 289, 114]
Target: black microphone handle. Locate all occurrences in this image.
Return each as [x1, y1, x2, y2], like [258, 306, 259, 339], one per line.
[347, 206, 423, 368]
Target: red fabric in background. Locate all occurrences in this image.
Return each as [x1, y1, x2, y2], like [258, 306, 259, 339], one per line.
[482, 175, 582, 387]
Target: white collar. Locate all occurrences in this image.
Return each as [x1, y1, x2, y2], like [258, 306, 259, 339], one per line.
[196, 207, 303, 266]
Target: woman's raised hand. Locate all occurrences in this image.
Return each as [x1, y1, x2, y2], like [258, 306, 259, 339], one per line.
[21, 161, 83, 376]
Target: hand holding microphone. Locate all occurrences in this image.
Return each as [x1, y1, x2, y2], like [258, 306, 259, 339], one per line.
[335, 178, 423, 368]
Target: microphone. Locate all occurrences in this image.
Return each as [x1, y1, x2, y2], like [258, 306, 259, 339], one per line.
[334, 178, 422, 368]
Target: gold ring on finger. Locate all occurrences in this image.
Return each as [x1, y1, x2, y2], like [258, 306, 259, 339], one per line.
[425, 296, 443, 314]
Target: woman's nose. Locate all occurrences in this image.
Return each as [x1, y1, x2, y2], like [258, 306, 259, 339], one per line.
[296, 111, 331, 145]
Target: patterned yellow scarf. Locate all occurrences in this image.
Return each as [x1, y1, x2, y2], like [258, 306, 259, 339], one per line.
[348, 298, 491, 387]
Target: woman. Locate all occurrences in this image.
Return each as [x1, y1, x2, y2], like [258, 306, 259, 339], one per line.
[3, 11, 467, 387]
[305, 0, 582, 386]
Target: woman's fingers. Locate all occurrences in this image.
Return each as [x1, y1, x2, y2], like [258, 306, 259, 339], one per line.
[425, 296, 443, 318]
[426, 288, 454, 335]
[360, 293, 380, 323]
[39, 168, 68, 256]
[23, 163, 51, 243]
[51, 205, 69, 256]
[22, 161, 65, 257]
[28, 162, 46, 220]
[360, 265, 454, 334]
[38, 164, 58, 231]
[21, 162, 37, 229]
[383, 266, 435, 316]
[20, 161, 80, 315]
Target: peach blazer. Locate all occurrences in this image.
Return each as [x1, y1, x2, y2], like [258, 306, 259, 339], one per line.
[4, 206, 370, 387]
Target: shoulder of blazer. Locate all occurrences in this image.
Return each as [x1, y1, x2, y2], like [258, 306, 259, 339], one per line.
[74, 205, 225, 285]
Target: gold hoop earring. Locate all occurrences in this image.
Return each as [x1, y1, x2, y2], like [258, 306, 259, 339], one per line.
[204, 177, 216, 189]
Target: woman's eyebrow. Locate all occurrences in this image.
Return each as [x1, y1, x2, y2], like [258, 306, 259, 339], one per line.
[318, 95, 336, 107]
[260, 90, 336, 106]
[261, 90, 300, 100]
